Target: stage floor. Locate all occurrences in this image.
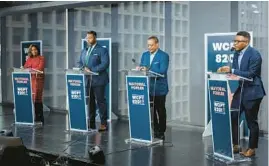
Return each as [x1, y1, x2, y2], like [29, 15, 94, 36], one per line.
[0, 106, 267, 166]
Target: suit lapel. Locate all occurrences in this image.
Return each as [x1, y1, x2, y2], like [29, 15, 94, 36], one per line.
[90, 44, 98, 56]
[149, 49, 160, 69]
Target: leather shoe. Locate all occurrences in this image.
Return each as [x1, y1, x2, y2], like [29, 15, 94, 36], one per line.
[157, 133, 165, 140]
[233, 145, 240, 153]
[98, 125, 107, 132]
[240, 148, 255, 157]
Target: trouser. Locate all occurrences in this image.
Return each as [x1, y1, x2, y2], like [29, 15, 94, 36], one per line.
[231, 98, 262, 149]
[89, 86, 107, 127]
[150, 95, 167, 134]
[34, 102, 44, 123]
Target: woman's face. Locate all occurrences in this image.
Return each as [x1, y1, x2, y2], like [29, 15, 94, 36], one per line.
[31, 46, 38, 56]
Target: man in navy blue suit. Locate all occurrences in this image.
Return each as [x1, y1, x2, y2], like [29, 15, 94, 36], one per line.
[137, 36, 169, 140]
[78, 31, 109, 131]
[221, 31, 266, 157]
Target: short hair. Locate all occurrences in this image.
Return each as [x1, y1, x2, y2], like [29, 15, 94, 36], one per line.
[236, 31, 250, 40]
[148, 36, 159, 43]
[87, 31, 97, 38]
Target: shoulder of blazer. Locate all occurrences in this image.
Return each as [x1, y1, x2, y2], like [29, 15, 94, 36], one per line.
[142, 51, 150, 55]
[157, 49, 169, 57]
[243, 46, 261, 62]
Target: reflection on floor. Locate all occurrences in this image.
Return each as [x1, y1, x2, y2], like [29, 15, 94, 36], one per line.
[0, 106, 267, 166]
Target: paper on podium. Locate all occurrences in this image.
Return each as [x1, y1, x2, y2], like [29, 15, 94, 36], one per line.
[207, 72, 253, 82]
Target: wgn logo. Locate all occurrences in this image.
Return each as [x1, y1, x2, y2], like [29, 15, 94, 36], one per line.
[213, 101, 226, 115]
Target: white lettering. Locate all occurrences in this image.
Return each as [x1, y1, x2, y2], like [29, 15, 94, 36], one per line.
[24, 48, 28, 54]
[212, 42, 234, 51]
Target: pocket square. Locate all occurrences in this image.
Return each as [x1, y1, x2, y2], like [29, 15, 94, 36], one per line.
[93, 54, 98, 55]
[154, 62, 160, 64]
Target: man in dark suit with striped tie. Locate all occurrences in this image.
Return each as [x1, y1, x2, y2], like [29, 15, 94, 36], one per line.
[77, 31, 109, 131]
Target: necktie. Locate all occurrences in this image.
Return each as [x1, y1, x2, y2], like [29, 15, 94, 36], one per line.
[238, 51, 243, 69]
[85, 47, 92, 65]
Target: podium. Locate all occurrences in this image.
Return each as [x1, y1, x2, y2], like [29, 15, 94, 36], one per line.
[206, 72, 252, 164]
[12, 67, 43, 125]
[124, 69, 164, 145]
[65, 68, 98, 132]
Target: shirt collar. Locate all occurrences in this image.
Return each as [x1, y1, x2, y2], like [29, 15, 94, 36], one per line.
[150, 49, 158, 55]
[240, 45, 249, 55]
[88, 43, 97, 49]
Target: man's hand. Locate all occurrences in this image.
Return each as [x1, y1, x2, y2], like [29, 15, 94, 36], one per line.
[136, 66, 148, 71]
[217, 66, 231, 73]
[141, 67, 148, 71]
[226, 73, 239, 80]
[84, 67, 91, 73]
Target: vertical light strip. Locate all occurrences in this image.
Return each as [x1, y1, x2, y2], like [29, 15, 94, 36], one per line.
[267, 1, 269, 139]
[66, 8, 69, 69]
[65, 8, 69, 112]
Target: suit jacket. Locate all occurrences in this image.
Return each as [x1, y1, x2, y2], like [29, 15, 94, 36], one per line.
[78, 43, 109, 87]
[24, 56, 45, 102]
[140, 49, 169, 96]
[231, 46, 266, 109]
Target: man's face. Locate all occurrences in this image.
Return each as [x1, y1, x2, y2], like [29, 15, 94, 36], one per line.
[147, 39, 159, 53]
[86, 34, 96, 45]
[233, 35, 249, 51]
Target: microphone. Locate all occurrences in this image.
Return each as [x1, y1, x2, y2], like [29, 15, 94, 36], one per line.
[230, 47, 235, 51]
[132, 58, 139, 66]
[132, 58, 136, 64]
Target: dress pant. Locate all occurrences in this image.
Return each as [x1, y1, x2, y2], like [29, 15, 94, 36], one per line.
[231, 98, 262, 149]
[34, 102, 44, 123]
[150, 95, 167, 135]
[88, 85, 107, 128]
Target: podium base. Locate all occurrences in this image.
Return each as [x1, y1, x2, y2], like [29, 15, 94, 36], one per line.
[125, 138, 163, 145]
[66, 128, 98, 134]
[14, 122, 43, 127]
[205, 153, 251, 164]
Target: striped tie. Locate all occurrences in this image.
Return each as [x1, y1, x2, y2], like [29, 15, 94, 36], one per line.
[85, 47, 92, 65]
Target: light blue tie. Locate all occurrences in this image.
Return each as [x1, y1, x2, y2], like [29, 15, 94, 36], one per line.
[238, 51, 244, 69]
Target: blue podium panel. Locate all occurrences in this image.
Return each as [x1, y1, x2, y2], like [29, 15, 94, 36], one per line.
[12, 73, 34, 124]
[66, 74, 88, 131]
[208, 80, 233, 160]
[126, 76, 152, 142]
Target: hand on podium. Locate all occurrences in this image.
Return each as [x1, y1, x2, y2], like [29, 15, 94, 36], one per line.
[217, 66, 231, 73]
[84, 67, 91, 73]
[20, 66, 24, 69]
[136, 66, 148, 71]
[226, 73, 240, 80]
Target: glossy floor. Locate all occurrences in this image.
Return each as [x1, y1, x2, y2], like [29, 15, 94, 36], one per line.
[0, 107, 267, 166]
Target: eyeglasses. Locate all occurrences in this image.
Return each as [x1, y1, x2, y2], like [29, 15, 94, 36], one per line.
[233, 40, 247, 44]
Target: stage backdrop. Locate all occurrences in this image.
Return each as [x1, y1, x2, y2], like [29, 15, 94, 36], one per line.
[204, 32, 253, 139]
[81, 38, 112, 121]
[20, 40, 43, 66]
